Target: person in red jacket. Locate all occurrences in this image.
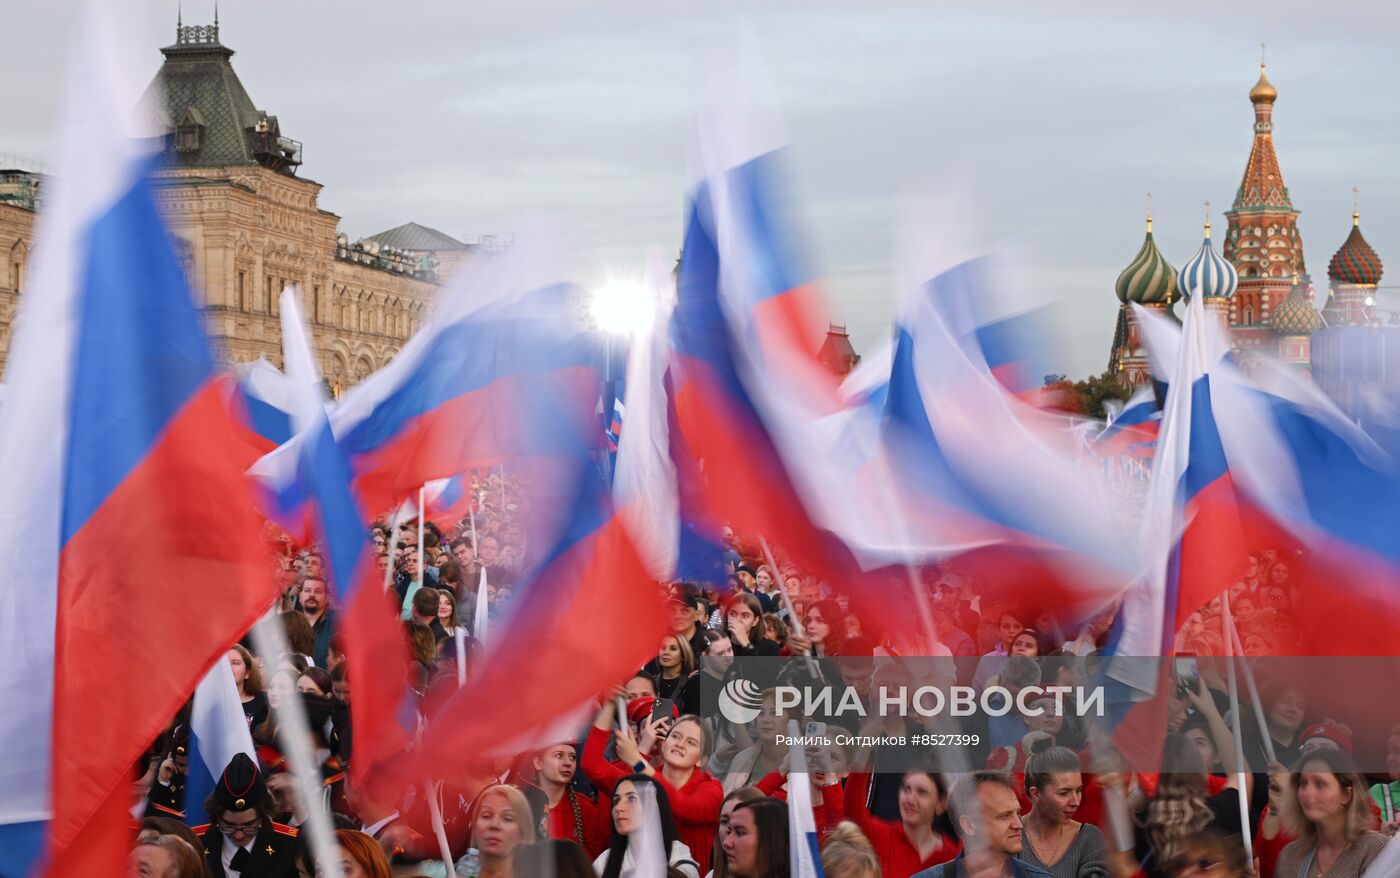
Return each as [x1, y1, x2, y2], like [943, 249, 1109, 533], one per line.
[532, 742, 609, 858]
[611, 714, 724, 876]
[844, 771, 960, 878]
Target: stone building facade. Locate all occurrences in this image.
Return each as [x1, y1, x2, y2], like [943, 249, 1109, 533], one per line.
[0, 20, 474, 397]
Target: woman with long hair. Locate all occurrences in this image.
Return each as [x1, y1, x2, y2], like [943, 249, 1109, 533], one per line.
[1018, 744, 1108, 878]
[531, 742, 607, 857]
[722, 593, 777, 657]
[1276, 748, 1387, 878]
[594, 774, 701, 878]
[802, 599, 848, 657]
[656, 634, 698, 708]
[437, 588, 463, 636]
[460, 783, 536, 878]
[228, 644, 267, 731]
[722, 798, 790, 878]
[1133, 734, 1244, 878]
[333, 828, 392, 878]
[843, 769, 959, 878]
[708, 787, 765, 878]
[612, 715, 723, 875]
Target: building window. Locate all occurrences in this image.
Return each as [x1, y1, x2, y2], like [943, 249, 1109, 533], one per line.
[265, 276, 273, 313]
[312, 285, 320, 322]
[11, 261, 20, 293]
[237, 271, 246, 310]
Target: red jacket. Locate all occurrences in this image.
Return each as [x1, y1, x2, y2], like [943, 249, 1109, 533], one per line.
[547, 790, 610, 858]
[756, 771, 845, 841]
[843, 773, 960, 878]
[581, 725, 723, 875]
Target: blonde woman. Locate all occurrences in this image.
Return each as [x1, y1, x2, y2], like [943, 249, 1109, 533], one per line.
[1276, 748, 1386, 878]
[821, 821, 882, 878]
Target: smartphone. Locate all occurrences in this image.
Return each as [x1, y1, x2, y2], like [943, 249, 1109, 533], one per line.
[651, 698, 675, 723]
[804, 721, 827, 738]
[1174, 653, 1197, 697]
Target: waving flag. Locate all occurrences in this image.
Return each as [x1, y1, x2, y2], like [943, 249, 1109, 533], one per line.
[183, 658, 258, 827]
[277, 287, 416, 788]
[1093, 385, 1161, 459]
[402, 452, 666, 781]
[236, 357, 297, 452]
[310, 243, 604, 519]
[876, 253, 1135, 626]
[1132, 304, 1400, 656]
[0, 6, 274, 874]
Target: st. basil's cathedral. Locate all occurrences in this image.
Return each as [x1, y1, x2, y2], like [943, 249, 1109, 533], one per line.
[1107, 63, 1385, 386]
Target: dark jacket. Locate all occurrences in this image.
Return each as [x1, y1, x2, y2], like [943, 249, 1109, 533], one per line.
[913, 850, 1054, 878]
[195, 819, 302, 878]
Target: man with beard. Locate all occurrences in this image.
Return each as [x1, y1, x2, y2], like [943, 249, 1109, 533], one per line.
[298, 577, 336, 667]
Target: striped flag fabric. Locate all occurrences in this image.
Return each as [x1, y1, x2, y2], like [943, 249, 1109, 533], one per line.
[0, 5, 275, 873]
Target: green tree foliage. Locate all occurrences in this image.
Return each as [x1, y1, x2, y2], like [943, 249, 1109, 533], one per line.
[1042, 370, 1132, 419]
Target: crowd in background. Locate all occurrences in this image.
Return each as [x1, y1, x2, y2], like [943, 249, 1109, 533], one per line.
[127, 470, 1400, 878]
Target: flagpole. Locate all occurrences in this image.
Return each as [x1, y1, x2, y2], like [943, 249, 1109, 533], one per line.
[417, 483, 426, 594]
[498, 463, 507, 510]
[381, 502, 407, 596]
[758, 535, 819, 680]
[468, 471, 479, 550]
[1226, 608, 1276, 765]
[423, 777, 457, 876]
[251, 610, 343, 878]
[1221, 594, 1254, 865]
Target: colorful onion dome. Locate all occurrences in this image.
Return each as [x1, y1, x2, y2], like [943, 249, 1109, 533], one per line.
[1271, 276, 1323, 335]
[1178, 219, 1238, 300]
[1250, 64, 1278, 104]
[1115, 216, 1178, 304]
[1328, 211, 1384, 286]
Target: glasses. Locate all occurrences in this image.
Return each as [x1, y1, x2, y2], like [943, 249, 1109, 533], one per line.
[217, 818, 262, 836]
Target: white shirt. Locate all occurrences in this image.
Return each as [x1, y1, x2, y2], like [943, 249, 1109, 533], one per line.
[221, 833, 254, 878]
[592, 839, 699, 878]
[361, 810, 401, 839]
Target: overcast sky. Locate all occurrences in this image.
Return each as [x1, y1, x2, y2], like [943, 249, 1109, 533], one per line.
[5, 1, 1400, 377]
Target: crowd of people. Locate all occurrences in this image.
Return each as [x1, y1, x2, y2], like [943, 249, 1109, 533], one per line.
[126, 470, 1400, 878]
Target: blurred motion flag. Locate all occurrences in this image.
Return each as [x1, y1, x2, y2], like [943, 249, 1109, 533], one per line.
[0, 4, 275, 874]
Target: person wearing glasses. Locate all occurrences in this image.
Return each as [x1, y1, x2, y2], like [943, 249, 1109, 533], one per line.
[193, 753, 302, 878]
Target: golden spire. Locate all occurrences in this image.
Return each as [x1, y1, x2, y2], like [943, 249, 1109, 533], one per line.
[1250, 51, 1278, 104]
[1204, 200, 1212, 239]
[1353, 187, 1361, 227]
[1146, 192, 1153, 234]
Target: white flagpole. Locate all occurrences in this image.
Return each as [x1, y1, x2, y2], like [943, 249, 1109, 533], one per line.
[423, 778, 457, 877]
[1221, 595, 1254, 865]
[758, 535, 819, 681]
[468, 471, 479, 550]
[454, 628, 468, 687]
[381, 503, 407, 595]
[1226, 610, 1277, 765]
[417, 483, 426, 593]
[251, 610, 343, 878]
[472, 565, 490, 652]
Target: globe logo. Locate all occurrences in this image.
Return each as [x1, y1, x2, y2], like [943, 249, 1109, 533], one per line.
[717, 678, 763, 725]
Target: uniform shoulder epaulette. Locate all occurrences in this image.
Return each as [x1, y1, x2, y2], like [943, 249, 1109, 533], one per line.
[271, 822, 299, 838]
[149, 803, 186, 819]
[322, 771, 346, 787]
[191, 823, 211, 834]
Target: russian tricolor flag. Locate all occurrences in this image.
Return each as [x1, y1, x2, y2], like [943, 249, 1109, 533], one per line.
[403, 452, 667, 776]
[276, 287, 415, 788]
[1093, 386, 1161, 459]
[182, 659, 258, 827]
[0, 7, 276, 874]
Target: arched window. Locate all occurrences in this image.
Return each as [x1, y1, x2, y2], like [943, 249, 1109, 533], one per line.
[9, 241, 26, 293]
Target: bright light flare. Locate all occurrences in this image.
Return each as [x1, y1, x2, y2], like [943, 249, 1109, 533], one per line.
[589, 278, 656, 337]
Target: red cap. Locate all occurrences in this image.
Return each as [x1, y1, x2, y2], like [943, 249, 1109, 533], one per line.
[625, 696, 679, 725]
[1300, 721, 1353, 754]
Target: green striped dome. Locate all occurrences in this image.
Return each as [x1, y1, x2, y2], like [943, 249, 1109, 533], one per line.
[1115, 225, 1178, 305]
[1271, 281, 1323, 336]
